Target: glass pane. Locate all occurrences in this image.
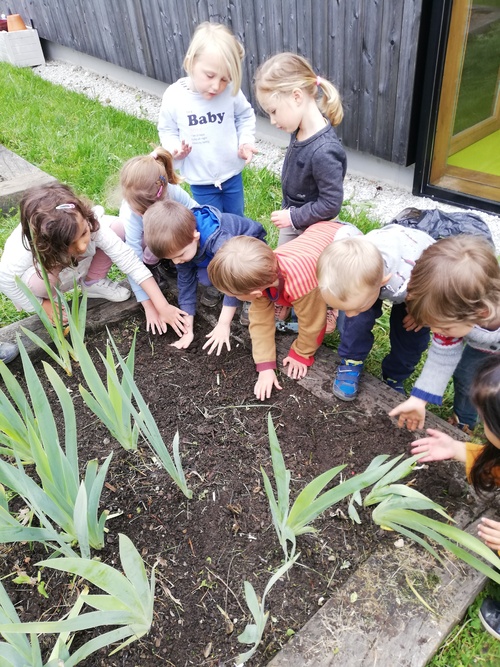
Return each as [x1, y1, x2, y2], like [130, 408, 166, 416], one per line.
[453, 0, 500, 136]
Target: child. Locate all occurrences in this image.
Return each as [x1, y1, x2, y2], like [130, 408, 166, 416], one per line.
[316, 224, 435, 400]
[389, 235, 500, 432]
[119, 147, 199, 326]
[143, 200, 266, 355]
[410, 355, 500, 640]
[207, 221, 345, 400]
[254, 52, 346, 246]
[0, 182, 187, 337]
[157, 22, 257, 216]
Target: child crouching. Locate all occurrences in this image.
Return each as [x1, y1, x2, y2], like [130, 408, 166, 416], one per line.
[317, 224, 435, 400]
[208, 221, 344, 399]
[143, 200, 266, 355]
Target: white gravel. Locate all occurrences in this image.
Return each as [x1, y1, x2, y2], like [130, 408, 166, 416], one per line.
[34, 60, 500, 249]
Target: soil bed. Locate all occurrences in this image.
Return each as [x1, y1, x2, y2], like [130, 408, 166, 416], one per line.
[0, 313, 470, 666]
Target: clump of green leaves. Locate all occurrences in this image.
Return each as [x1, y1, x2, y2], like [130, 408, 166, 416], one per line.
[364, 459, 500, 585]
[16, 275, 87, 376]
[0, 341, 110, 558]
[0, 533, 155, 665]
[261, 413, 407, 561]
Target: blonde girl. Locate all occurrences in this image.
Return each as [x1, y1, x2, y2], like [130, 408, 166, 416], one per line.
[157, 22, 257, 216]
[255, 52, 346, 246]
[119, 147, 197, 329]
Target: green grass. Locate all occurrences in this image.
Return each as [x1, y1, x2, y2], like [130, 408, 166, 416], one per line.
[429, 581, 500, 667]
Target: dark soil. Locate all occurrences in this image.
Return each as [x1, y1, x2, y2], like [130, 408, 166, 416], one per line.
[0, 313, 471, 667]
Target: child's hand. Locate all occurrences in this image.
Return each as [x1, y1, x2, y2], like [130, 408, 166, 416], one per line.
[238, 143, 258, 164]
[389, 396, 427, 430]
[283, 356, 308, 380]
[42, 298, 67, 325]
[254, 369, 282, 401]
[478, 517, 500, 551]
[142, 300, 167, 335]
[170, 330, 195, 350]
[410, 429, 466, 462]
[271, 209, 292, 229]
[157, 303, 189, 337]
[403, 312, 424, 332]
[203, 321, 231, 356]
[172, 140, 192, 160]
[170, 314, 194, 349]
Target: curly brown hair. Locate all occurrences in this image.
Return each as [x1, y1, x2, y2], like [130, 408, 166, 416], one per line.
[20, 182, 99, 273]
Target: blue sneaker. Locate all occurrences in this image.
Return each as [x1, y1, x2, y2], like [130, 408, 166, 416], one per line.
[333, 359, 364, 401]
[384, 377, 406, 395]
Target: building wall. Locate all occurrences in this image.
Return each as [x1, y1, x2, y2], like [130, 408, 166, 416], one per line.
[9, 0, 423, 165]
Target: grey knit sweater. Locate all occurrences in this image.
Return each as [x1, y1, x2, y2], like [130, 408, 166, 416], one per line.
[411, 326, 500, 404]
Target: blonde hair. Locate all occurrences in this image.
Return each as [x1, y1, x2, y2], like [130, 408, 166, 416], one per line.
[120, 147, 181, 216]
[317, 237, 384, 301]
[208, 236, 278, 294]
[406, 235, 500, 327]
[255, 52, 343, 126]
[143, 200, 196, 259]
[183, 22, 244, 94]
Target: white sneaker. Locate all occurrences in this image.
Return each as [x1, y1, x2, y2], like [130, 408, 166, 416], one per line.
[83, 278, 131, 302]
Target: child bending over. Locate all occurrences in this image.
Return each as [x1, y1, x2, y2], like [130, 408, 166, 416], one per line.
[0, 182, 187, 336]
[119, 146, 197, 330]
[389, 235, 500, 431]
[255, 52, 346, 246]
[208, 222, 345, 399]
[143, 200, 265, 355]
[317, 224, 435, 400]
[158, 22, 256, 215]
[411, 355, 500, 640]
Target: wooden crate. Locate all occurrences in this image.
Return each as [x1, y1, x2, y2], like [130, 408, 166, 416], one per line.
[0, 28, 45, 66]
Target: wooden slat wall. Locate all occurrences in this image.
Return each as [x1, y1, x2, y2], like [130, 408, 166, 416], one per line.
[11, 0, 423, 164]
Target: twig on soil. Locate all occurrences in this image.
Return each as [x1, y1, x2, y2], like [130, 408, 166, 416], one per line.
[204, 566, 246, 615]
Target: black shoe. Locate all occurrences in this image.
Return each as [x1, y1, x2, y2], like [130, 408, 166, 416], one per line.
[479, 598, 500, 640]
[145, 262, 171, 290]
[200, 286, 222, 308]
[0, 341, 19, 364]
[159, 258, 177, 277]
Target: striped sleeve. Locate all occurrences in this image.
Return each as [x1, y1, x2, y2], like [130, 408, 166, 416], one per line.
[276, 222, 342, 302]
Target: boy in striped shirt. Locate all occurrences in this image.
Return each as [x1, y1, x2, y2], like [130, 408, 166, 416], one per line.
[208, 221, 344, 399]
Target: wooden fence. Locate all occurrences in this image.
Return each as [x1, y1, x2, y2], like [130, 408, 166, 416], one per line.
[6, 0, 424, 165]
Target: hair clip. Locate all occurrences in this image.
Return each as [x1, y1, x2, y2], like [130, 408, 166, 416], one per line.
[316, 76, 321, 87]
[150, 150, 158, 159]
[156, 175, 167, 198]
[55, 203, 76, 210]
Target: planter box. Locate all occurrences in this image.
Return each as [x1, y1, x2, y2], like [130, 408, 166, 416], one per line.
[0, 28, 45, 66]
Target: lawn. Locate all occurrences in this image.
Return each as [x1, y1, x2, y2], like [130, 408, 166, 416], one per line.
[0, 61, 498, 664]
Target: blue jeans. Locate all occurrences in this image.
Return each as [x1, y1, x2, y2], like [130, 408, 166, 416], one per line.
[190, 173, 244, 216]
[452, 345, 491, 428]
[337, 300, 431, 382]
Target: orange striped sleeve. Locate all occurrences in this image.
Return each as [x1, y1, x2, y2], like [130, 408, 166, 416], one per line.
[276, 222, 342, 302]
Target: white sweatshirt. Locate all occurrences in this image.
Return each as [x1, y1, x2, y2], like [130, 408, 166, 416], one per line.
[158, 78, 255, 186]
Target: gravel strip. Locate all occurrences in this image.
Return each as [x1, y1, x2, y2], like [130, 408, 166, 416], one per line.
[34, 60, 500, 248]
